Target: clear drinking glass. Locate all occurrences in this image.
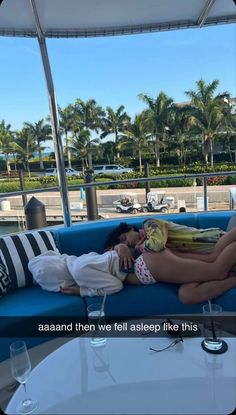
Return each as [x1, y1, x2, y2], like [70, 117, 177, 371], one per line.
[202, 304, 223, 351]
[87, 303, 107, 347]
[10, 341, 38, 414]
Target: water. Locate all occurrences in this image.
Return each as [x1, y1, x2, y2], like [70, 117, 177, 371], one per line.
[203, 320, 223, 351]
[0, 224, 22, 236]
[88, 310, 107, 347]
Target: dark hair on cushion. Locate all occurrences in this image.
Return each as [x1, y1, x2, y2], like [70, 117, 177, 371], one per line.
[104, 222, 139, 250]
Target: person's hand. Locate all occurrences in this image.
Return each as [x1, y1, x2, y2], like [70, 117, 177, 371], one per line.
[114, 243, 134, 270]
[135, 235, 146, 251]
[60, 284, 80, 295]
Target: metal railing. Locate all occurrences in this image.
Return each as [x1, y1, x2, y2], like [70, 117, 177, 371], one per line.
[1, 170, 236, 225]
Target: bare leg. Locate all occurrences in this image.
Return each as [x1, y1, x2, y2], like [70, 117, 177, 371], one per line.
[178, 276, 236, 304]
[143, 242, 236, 284]
[211, 227, 236, 258]
[173, 228, 236, 262]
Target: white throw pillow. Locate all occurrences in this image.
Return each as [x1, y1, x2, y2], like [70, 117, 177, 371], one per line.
[28, 251, 74, 292]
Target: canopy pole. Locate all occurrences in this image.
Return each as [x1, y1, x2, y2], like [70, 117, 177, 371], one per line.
[29, 0, 72, 227]
[197, 0, 216, 27]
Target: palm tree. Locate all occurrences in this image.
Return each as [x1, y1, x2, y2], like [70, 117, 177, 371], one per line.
[0, 120, 14, 174]
[139, 92, 174, 167]
[15, 128, 39, 177]
[58, 105, 75, 168]
[74, 99, 105, 169]
[99, 141, 115, 164]
[70, 129, 99, 174]
[217, 102, 236, 163]
[167, 106, 195, 165]
[185, 79, 229, 167]
[123, 113, 149, 172]
[24, 119, 52, 170]
[100, 106, 131, 159]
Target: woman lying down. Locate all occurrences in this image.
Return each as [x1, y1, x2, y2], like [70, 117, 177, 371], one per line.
[28, 223, 236, 305]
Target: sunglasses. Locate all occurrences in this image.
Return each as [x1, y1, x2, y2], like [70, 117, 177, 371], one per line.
[149, 319, 184, 353]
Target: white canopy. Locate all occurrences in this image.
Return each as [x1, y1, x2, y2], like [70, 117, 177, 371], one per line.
[0, 0, 235, 38]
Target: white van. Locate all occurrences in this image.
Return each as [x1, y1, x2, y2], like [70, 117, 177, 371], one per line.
[45, 168, 81, 177]
[93, 164, 133, 175]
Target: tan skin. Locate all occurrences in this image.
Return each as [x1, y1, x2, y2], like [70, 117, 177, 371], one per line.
[60, 228, 236, 303]
[115, 227, 236, 304]
[60, 284, 81, 295]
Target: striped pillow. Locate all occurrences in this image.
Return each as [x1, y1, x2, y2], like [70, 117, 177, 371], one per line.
[0, 260, 11, 296]
[0, 231, 58, 290]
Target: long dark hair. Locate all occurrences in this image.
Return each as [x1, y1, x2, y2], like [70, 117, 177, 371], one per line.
[104, 222, 139, 250]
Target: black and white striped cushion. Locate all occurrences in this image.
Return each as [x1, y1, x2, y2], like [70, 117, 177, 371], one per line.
[0, 261, 11, 296]
[0, 230, 58, 290]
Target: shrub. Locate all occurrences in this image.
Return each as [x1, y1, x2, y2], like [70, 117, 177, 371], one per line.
[0, 164, 235, 194]
[39, 176, 60, 186]
[226, 175, 236, 185]
[0, 181, 21, 193]
[196, 176, 229, 186]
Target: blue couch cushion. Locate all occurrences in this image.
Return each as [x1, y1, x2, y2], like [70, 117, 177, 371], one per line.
[85, 283, 205, 316]
[55, 220, 123, 256]
[197, 211, 235, 231]
[0, 287, 87, 363]
[55, 213, 199, 257]
[160, 212, 199, 229]
[0, 285, 86, 317]
[213, 286, 236, 312]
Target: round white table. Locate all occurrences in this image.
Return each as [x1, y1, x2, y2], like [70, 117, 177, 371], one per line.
[6, 335, 236, 414]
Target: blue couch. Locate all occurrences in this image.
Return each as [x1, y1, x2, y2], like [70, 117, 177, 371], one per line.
[0, 211, 236, 362]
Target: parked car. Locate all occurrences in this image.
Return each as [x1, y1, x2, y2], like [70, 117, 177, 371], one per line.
[93, 164, 133, 175]
[45, 168, 81, 177]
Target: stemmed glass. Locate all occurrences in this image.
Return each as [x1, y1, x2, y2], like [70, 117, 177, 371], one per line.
[10, 341, 38, 414]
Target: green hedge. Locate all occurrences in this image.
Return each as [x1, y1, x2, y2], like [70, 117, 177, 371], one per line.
[148, 163, 236, 176]
[98, 166, 236, 188]
[1, 168, 236, 194]
[0, 176, 113, 193]
[0, 181, 21, 193]
[0, 179, 56, 193]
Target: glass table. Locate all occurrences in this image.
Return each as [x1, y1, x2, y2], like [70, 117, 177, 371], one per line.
[6, 335, 236, 414]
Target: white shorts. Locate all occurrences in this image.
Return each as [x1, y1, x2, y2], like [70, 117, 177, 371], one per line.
[134, 255, 156, 285]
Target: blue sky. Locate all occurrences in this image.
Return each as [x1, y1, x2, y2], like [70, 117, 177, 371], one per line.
[0, 24, 235, 138]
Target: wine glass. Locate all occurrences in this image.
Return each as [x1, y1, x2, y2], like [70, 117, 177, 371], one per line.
[10, 341, 38, 414]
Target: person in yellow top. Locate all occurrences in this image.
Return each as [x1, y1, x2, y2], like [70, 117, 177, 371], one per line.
[105, 218, 224, 255]
[102, 219, 236, 304]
